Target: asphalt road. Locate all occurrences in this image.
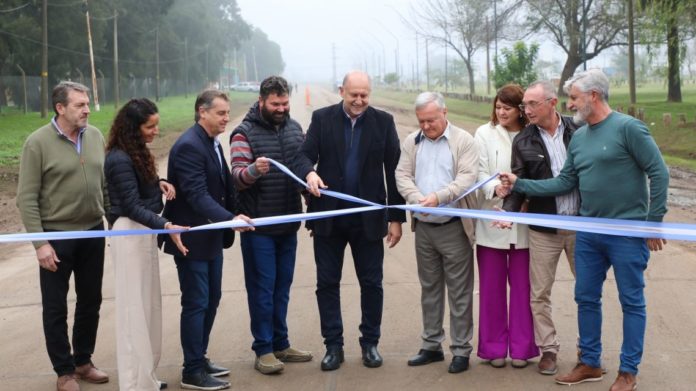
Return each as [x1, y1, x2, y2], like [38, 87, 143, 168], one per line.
[1, 85, 695, 390]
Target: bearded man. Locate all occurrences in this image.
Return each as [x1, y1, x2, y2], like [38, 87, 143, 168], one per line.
[230, 75, 313, 375]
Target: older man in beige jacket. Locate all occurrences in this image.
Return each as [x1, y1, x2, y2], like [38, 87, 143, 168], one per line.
[395, 91, 479, 374]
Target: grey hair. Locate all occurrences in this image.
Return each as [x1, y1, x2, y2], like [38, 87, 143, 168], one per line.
[527, 80, 557, 99]
[414, 91, 446, 111]
[52, 81, 90, 115]
[194, 89, 229, 122]
[563, 69, 609, 101]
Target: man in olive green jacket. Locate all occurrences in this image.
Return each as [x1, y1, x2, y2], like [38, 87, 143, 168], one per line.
[16, 81, 109, 391]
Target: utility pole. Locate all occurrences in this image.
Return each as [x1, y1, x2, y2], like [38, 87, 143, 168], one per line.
[184, 37, 188, 97]
[415, 33, 420, 90]
[332, 43, 337, 85]
[444, 27, 448, 94]
[40, 0, 48, 118]
[486, 17, 491, 95]
[252, 45, 259, 81]
[84, 0, 100, 111]
[113, 7, 119, 108]
[155, 27, 160, 101]
[628, 0, 636, 104]
[494, 0, 498, 58]
[425, 38, 430, 91]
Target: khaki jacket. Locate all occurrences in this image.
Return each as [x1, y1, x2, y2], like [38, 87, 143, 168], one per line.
[395, 123, 478, 246]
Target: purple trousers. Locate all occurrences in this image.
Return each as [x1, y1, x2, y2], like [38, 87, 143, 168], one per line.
[476, 245, 539, 360]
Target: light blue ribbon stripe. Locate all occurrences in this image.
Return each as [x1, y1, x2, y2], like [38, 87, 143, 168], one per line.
[396, 205, 696, 241]
[2, 159, 695, 243]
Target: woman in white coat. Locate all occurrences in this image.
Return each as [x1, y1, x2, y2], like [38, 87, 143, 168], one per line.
[474, 84, 539, 368]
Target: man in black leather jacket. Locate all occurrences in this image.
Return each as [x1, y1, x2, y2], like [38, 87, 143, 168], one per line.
[502, 80, 581, 376]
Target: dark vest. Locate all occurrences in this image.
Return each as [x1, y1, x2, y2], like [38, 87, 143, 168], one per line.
[231, 118, 304, 235]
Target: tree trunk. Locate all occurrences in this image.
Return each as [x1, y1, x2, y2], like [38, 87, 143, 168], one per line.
[558, 54, 582, 97]
[666, 0, 682, 102]
[465, 59, 475, 95]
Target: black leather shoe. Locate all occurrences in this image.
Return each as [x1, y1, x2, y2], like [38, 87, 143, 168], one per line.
[181, 370, 230, 390]
[361, 345, 383, 368]
[204, 358, 230, 377]
[408, 349, 445, 366]
[448, 356, 470, 373]
[158, 380, 168, 390]
[320, 347, 344, 371]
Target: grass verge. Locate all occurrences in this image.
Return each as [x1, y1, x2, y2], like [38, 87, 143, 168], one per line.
[0, 92, 257, 168]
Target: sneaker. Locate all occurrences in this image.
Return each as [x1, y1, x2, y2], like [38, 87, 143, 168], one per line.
[538, 352, 558, 375]
[56, 374, 79, 391]
[181, 371, 230, 390]
[74, 362, 109, 384]
[255, 353, 285, 374]
[204, 359, 230, 377]
[274, 347, 313, 362]
[610, 371, 638, 391]
[490, 358, 506, 368]
[555, 363, 604, 385]
[511, 359, 528, 368]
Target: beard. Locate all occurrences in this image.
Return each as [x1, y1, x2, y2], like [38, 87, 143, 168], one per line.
[572, 102, 592, 124]
[260, 105, 288, 126]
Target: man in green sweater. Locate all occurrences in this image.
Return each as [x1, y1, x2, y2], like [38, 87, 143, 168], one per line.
[16, 81, 109, 391]
[501, 69, 669, 391]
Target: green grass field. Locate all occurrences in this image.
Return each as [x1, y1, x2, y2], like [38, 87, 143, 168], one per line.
[373, 83, 696, 171]
[0, 92, 257, 167]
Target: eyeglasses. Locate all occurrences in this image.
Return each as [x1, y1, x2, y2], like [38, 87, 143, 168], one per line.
[519, 98, 553, 111]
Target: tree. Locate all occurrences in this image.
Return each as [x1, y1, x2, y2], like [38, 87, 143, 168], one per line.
[383, 72, 399, 85]
[638, 0, 696, 102]
[524, 0, 627, 96]
[493, 41, 539, 88]
[408, 0, 519, 94]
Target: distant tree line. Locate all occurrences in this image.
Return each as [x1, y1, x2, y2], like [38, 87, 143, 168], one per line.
[0, 0, 285, 107]
[408, 0, 696, 102]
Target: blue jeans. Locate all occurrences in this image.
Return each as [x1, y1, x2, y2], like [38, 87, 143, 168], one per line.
[174, 254, 223, 375]
[240, 232, 297, 356]
[574, 232, 650, 375]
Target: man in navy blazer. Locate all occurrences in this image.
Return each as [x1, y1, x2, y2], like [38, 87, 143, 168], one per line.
[294, 71, 406, 371]
[161, 90, 252, 390]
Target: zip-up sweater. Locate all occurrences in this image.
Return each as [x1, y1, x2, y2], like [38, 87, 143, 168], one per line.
[514, 111, 668, 222]
[16, 122, 108, 248]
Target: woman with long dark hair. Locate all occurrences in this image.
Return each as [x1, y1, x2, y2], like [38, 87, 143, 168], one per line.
[105, 98, 188, 390]
[474, 84, 539, 369]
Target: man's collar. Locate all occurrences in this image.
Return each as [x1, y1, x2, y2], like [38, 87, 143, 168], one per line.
[51, 116, 85, 137]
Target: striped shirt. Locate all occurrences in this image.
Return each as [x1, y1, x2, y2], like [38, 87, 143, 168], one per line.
[230, 133, 261, 190]
[538, 115, 580, 216]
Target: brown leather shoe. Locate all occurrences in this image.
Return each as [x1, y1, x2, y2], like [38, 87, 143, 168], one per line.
[538, 352, 558, 375]
[610, 371, 638, 391]
[555, 363, 603, 385]
[75, 363, 109, 384]
[56, 374, 80, 391]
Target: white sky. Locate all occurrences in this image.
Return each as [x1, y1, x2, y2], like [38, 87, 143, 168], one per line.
[235, 0, 610, 84]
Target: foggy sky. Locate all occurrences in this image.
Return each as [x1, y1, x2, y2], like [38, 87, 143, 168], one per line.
[235, 0, 610, 84]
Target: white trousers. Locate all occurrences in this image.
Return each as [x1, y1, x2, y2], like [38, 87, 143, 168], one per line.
[112, 217, 162, 391]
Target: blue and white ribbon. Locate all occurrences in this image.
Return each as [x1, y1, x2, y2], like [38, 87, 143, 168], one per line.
[2, 159, 695, 243]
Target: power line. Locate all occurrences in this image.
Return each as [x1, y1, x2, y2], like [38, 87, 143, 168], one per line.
[0, 3, 30, 13]
[46, 1, 84, 8]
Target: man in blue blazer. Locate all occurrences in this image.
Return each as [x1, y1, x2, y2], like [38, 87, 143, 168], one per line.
[161, 90, 252, 390]
[294, 71, 406, 371]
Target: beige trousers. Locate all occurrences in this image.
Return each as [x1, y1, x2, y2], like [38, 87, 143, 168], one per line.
[528, 229, 576, 354]
[112, 217, 162, 391]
